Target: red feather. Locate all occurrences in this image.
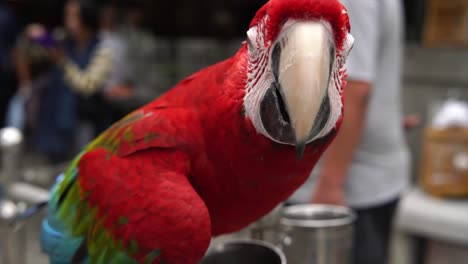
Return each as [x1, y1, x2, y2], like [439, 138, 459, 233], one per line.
[250, 0, 350, 51]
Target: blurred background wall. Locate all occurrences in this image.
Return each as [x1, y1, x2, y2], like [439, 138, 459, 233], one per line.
[2, 0, 467, 194]
[402, 0, 468, 178]
[4, 0, 468, 181]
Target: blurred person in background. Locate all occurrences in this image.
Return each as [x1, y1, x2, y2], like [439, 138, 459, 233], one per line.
[290, 0, 410, 264]
[36, 0, 112, 163]
[109, 1, 168, 117]
[99, 1, 130, 103]
[98, 1, 140, 122]
[0, 1, 19, 127]
[8, 24, 52, 137]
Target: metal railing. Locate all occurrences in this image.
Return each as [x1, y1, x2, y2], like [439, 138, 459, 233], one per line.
[0, 127, 52, 264]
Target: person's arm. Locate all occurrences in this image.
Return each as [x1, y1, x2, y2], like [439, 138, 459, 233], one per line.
[13, 36, 33, 97]
[311, 80, 371, 204]
[15, 23, 49, 96]
[63, 47, 111, 96]
[14, 50, 32, 92]
[50, 45, 112, 96]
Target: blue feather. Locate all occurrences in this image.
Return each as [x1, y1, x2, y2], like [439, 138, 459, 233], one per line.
[40, 174, 88, 264]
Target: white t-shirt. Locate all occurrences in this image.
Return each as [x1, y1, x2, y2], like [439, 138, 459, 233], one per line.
[290, 0, 410, 208]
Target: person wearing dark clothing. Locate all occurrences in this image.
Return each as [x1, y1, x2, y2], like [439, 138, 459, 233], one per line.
[36, 0, 111, 163]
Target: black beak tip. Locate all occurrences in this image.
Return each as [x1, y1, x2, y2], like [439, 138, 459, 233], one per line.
[295, 141, 306, 161]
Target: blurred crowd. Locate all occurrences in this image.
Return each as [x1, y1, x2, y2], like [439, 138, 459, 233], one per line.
[0, 0, 169, 164]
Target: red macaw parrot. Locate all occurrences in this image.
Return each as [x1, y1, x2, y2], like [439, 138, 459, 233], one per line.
[40, 0, 354, 263]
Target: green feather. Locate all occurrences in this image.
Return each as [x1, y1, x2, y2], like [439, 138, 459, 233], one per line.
[123, 128, 134, 142]
[118, 216, 128, 225]
[145, 250, 161, 264]
[128, 240, 139, 255]
[51, 111, 161, 263]
[94, 247, 110, 264]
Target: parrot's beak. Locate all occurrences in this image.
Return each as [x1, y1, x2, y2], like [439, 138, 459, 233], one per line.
[278, 21, 333, 160]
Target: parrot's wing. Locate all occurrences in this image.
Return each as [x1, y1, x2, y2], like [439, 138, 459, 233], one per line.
[53, 109, 211, 264]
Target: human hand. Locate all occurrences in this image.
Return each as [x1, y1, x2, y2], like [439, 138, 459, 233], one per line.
[18, 84, 33, 98]
[403, 114, 422, 131]
[25, 24, 46, 40]
[105, 85, 133, 100]
[47, 47, 66, 65]
[310, 178, 345, 205]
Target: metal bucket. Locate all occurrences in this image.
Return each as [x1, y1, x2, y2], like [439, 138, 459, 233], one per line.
[279, 204, 356, 264]
[201, 239, 286, 264]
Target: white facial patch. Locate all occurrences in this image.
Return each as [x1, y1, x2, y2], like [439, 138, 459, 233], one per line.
[313, 31, 354, 140]
[244, 17, 275, 140]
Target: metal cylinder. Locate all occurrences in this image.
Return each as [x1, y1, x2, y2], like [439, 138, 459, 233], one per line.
[249, 204, 283, 243]
[201, 239, 286, 264]
[0, 127, 23, 186]
[279, 204, 356, 264]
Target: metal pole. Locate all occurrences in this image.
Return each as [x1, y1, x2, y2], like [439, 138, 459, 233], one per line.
[0, 127, 26, 264]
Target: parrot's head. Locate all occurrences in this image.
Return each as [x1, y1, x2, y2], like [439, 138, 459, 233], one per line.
[242, 0, 354, 159]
